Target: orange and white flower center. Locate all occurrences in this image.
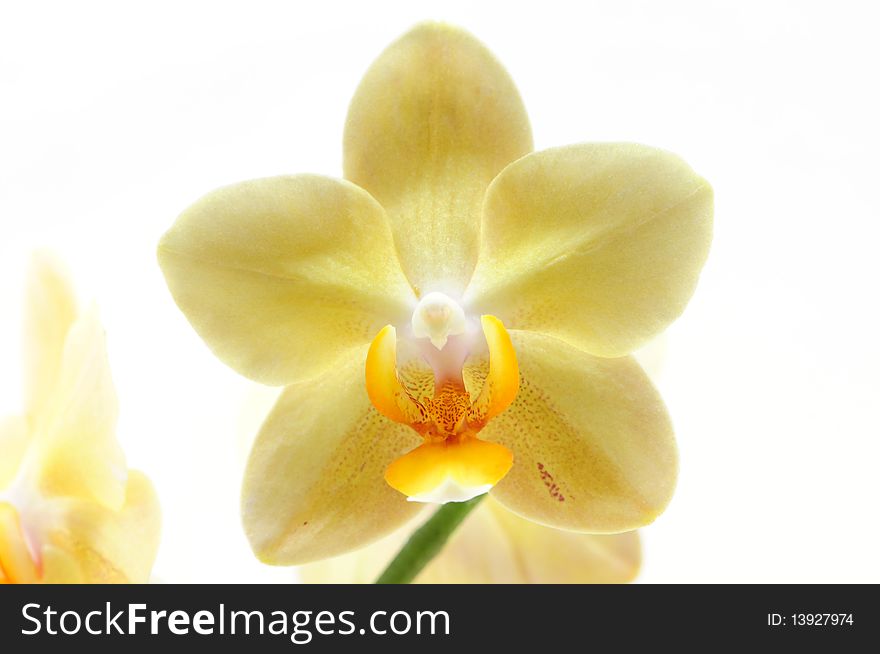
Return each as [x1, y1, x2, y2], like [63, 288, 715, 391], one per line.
[366, 293, 519, 504]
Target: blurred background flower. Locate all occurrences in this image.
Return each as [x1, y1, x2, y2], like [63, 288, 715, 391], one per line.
[0, 254, 160, 583]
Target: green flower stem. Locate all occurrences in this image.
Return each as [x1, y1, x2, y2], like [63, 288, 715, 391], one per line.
[374, 494, 486, 584]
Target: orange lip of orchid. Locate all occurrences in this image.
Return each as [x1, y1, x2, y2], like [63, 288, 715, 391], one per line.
[366, 308, 519, 503]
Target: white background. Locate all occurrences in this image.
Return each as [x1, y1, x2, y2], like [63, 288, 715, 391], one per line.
[1, 1, 878, 583]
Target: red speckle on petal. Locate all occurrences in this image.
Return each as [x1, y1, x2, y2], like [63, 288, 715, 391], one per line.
[536, 462, 565, 502]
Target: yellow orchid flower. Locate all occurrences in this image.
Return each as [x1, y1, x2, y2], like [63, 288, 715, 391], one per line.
[0, 254, 161, 583]
[301, 497, 640, 584]
[158, 22, 712, 566]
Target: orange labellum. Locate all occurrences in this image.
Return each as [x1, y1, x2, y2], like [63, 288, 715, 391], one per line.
[365, 314, 519, 502]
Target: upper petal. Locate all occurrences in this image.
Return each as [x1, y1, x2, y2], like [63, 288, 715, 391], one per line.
[158, 175, 416, 386]
[300, 497, 640, 584]
[23, 252, 78, 424]
[485, 330, 678, 533]
[241, 345, 422, 565]
[344, 23, 533, 296]
[465, 143, 713, 357]
[32, 306, 127, 511]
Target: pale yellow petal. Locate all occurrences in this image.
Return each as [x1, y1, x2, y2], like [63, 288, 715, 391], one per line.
[465, 143, 713, 357]
[242, 345, 422, 565]
[34, 307, 127, 511]
[476, 500, 641, 584]
[23, 252, 78, 423]
[38, 545, 84, 583]
[43, 470, 161, 583]
[301, 497, 640, 584]
[158, 175, 416, 386]
[344, 22, 533, 296]
[0, 415, 29, 488]
[485, 330, 677, 533]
